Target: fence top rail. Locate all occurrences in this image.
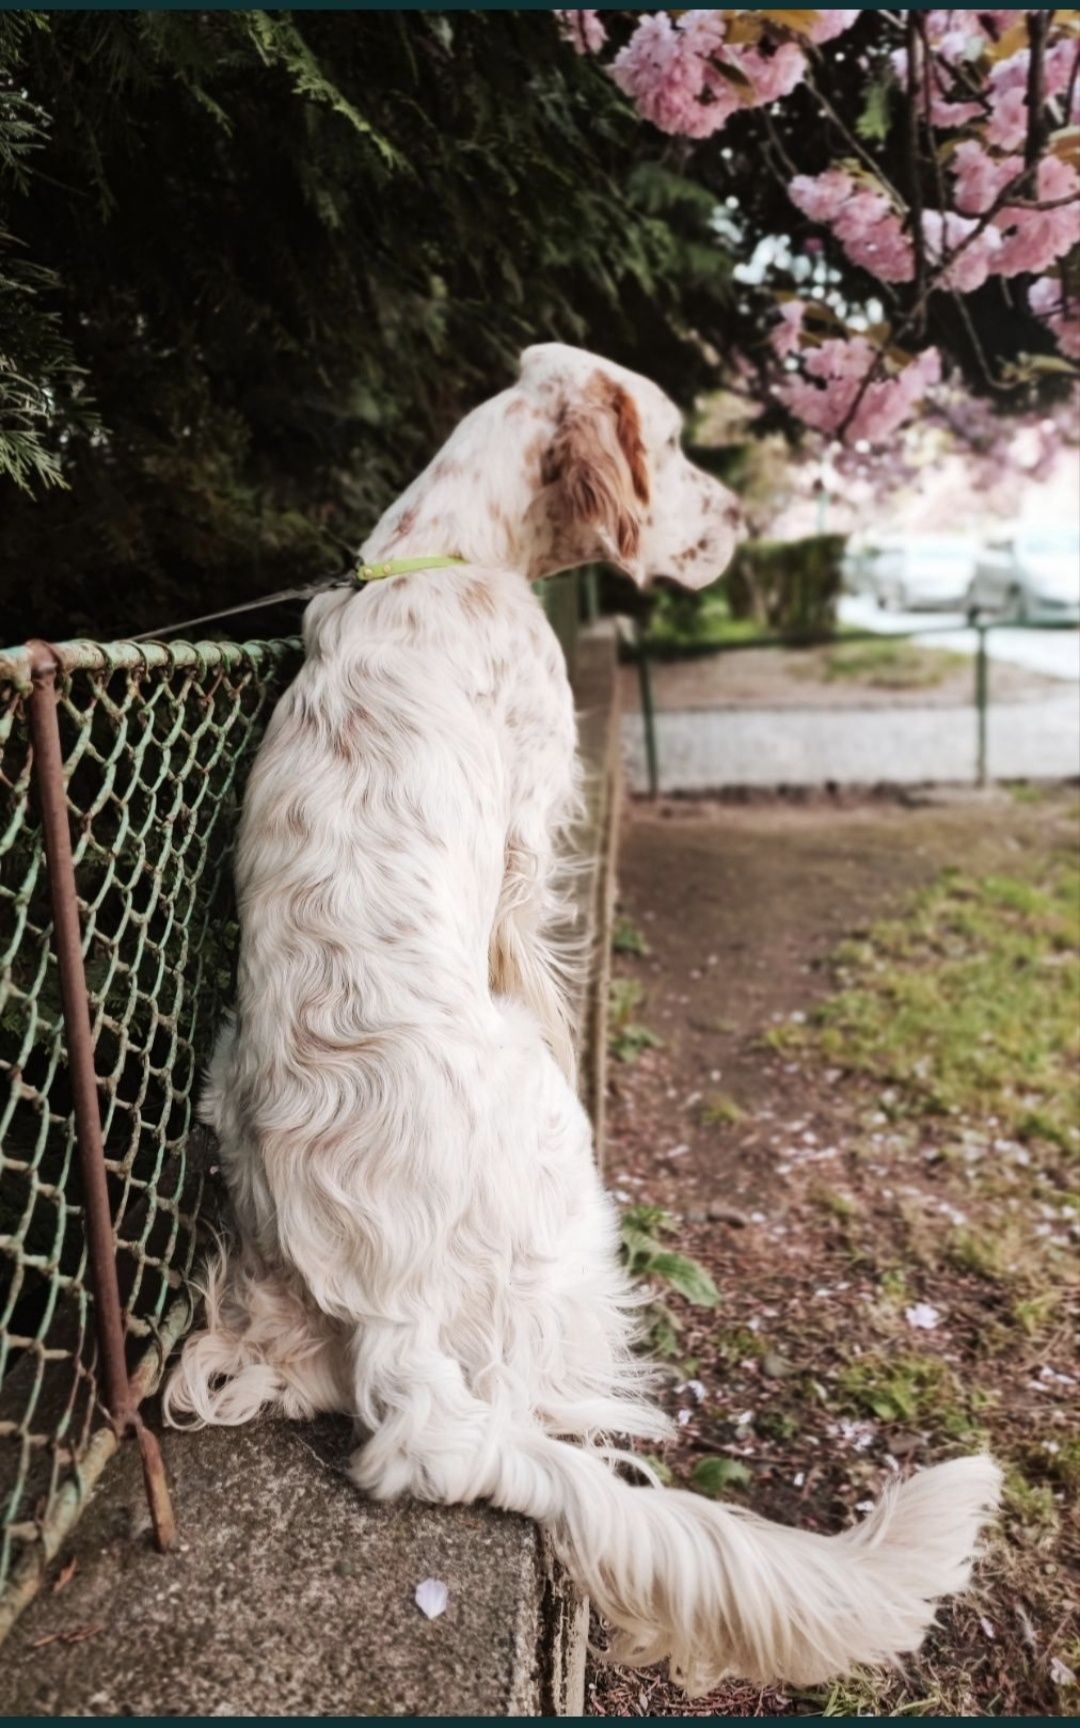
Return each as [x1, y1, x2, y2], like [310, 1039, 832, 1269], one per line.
[0, 635, 302, 693]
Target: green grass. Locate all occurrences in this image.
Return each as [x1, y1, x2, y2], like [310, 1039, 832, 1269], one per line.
[812, 1185, 860, 1221]
[803, 858, 1080, 1151]
[1011, 1289, 1062, 1338]
[608, 978, 662, 1063]
[810, 1673, 972, 1717]
[816, 639, 968, 689]
[1003, 1465, 1061, 1546]
[612, 915, 649, 957]
[836, 1350, 991, 1438]
[699, 1090, 746, 1127]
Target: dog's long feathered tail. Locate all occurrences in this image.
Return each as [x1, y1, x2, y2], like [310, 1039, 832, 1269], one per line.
[398, 1423, 1000, 1695]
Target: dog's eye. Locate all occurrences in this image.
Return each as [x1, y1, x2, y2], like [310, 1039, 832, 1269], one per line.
[667, 434, 679, 451]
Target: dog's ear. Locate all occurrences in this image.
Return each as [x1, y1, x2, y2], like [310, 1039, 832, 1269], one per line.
[544, 375, 650, 567]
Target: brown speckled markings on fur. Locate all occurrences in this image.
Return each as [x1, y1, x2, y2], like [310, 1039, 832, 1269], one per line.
[165, 343, 998, 1699]
[462, 580, 499, 621]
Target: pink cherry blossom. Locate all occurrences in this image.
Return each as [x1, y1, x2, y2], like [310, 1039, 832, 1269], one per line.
[1029, 277, 1080, 359]
[578, 6, 1079, 458]
[776, 339, 941, 445]
[952, 141, 1023, 216]
[803, 336, 875, 383]
[988, 47, 1031, 98]
[892, 38, 983, 128]
[555, 9, 607, 56]
[789, 171, 914, 283]
[789, 168, 855, 225]
[734, 41, 807, 105]
[842, 212, 915, 283]
[932, 96, 986, 128]
[771, 299, 807, 359]
[922, 209, 1003, 291]
[995, 156, 1080, 277]
[985, 84, 1027, 151]
[610, 12, 812, 141]
[833, 185, 892, 239]
[989, 40, 1077, 102]
[610, 15, 719, 139]
[925, 10, 992, 64]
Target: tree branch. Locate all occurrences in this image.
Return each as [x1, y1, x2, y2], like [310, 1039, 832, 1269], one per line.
[905, 12, 927, 332]
[1025, 9, 1051, 179]
[803, 66, 907, 209]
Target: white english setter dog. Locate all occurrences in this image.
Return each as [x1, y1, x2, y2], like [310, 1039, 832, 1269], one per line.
[166, 344, 999, 1694]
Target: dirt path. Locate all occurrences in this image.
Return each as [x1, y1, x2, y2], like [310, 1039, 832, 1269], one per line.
[588, 789, 1079, 1719]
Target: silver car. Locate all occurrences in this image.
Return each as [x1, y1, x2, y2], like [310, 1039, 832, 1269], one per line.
[967, 525, 1080, 624]
[859, 534, 978, 612]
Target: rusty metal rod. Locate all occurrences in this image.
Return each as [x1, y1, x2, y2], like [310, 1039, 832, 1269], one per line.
[26, 640, 176, 1554]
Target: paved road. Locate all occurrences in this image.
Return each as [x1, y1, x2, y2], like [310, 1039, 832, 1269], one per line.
[838, 596, 1080, 683]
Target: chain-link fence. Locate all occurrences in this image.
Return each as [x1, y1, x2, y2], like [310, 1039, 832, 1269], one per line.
[0, 634, 301, 1636]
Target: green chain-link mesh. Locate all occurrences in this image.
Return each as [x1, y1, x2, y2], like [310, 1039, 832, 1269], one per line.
[0, 636, 301, 1625]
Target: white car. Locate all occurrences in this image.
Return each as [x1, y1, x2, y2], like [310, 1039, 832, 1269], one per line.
[860, 534, 979, 611]
[967, 525, 1080, 624]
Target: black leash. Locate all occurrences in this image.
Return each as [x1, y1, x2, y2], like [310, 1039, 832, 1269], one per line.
[130, 571, 353, 643]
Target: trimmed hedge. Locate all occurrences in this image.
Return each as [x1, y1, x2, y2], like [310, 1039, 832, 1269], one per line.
[726, 534, 847, 636]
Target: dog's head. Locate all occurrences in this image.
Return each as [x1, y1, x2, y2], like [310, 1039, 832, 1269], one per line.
[515, 343, 743, 588]
[364, 342, 744, 589]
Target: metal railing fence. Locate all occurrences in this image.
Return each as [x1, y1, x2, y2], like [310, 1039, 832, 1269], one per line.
[626, 614, 1079, 797]
[0, 633, 301, 1639]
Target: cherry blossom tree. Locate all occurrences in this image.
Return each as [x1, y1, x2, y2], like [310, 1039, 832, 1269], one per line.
[558, 9, 1079, 459]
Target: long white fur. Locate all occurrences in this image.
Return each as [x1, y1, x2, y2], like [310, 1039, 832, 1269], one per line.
[165, 343, 1001, 1693]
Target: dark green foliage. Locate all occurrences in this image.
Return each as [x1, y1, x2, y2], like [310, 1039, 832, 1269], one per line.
[727, 533, 847, 636]
[0, 11, 734, 643]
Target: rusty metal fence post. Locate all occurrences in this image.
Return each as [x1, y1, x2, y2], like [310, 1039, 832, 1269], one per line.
[25, 643, 176, 1553]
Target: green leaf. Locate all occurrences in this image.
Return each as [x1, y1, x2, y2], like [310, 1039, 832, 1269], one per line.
[1019, 353, 1080, 378]
[692, 1456, 751, 1497]
[640, 1453, 675, 1486]
[647, 1250, 721, 1308]
[610, 1022, 663, 1062]
[620, 1222, 664, 1266]
[709, 58, 756, 97]
[855, 79, 892, 143]
[646, 1302, 684, 1358]
[612, 916, 650, 957]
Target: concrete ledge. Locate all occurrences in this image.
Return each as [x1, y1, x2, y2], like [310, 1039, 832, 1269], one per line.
[3, 1420, 583, 1717]
[0, 621, 620, 1718]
